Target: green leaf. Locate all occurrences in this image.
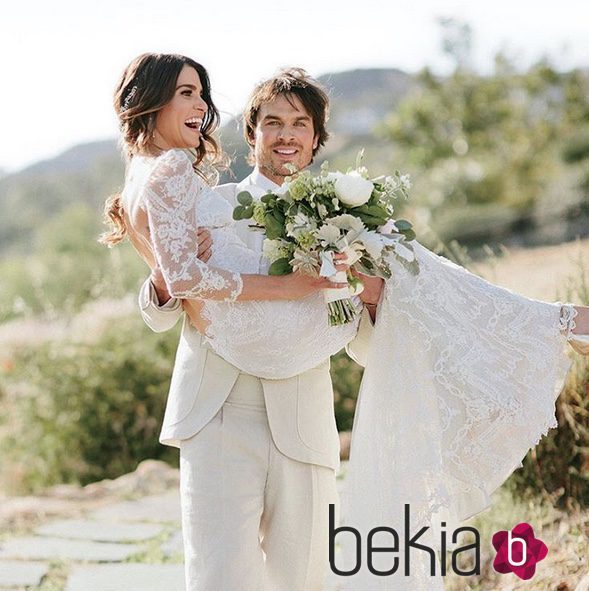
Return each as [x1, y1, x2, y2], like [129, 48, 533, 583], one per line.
[354, 204, 389, 217]
[236, 191, 253, 206]
[264, 214, 285, 240]
[268, 258, 292, 275]
[394, 219, 413, 231]
[233, 205, 247, 220]
[354, 213, 388, 228]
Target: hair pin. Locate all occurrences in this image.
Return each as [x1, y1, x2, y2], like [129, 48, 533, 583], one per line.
[122, 85, 138, 111]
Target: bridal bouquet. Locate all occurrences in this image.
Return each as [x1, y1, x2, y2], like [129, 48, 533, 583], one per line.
[233, 155, 419, 326]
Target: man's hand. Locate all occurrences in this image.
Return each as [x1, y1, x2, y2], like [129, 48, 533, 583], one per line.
[150, 266, 171, 305]
[150, 227, 213, 306]
[350, 268, 384, 322]
[197, 227, 213, 263]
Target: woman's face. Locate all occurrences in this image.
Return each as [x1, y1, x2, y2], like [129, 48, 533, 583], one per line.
[154, 65, 208, 150]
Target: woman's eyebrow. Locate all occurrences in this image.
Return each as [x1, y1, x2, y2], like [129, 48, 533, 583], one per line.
[176, 84, 198, 91]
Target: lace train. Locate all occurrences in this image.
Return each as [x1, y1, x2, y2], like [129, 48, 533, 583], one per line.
[339, 241, 574, 590]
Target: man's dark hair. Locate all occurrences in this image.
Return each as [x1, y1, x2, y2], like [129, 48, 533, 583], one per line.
[243, 67, 330, 164]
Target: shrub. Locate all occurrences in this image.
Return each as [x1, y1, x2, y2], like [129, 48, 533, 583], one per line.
[0, 315, 180, 494]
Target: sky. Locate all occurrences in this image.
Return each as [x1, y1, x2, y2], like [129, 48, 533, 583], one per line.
[1, 0, 588, 172]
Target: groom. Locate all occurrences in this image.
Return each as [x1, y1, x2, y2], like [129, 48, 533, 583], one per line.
[140, 68, 383, 590]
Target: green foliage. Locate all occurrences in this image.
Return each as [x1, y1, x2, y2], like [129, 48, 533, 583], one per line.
[380, 45, 589, 245]
[330, 350, 364, 432]
[0, 203, 147, 323]
[0, 315, 180, 494]
[0, 146, 124, 256]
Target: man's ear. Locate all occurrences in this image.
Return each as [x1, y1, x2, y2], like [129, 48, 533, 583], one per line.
[246, 126, 256, 148]
[312, 133, 319, 150]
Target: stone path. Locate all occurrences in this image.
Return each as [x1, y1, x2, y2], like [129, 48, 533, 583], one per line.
[0, 460, 346, 590]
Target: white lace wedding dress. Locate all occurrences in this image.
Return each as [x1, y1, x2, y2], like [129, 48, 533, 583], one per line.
[122, 148, 360, 379]
[124, 148, 577, 589]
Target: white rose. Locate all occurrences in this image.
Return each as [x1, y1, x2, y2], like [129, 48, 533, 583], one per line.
[334, 171, 374, 207]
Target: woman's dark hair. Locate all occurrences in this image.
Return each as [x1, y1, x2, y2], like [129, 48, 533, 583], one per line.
[101, 53, 225, 246]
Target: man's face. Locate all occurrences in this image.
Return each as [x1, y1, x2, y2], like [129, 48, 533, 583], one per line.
[250, 94, 319, 185]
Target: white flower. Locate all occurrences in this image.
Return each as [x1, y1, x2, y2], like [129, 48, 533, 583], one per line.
[286, 211, 316, 238]
[334, 171, 374, 207]
[291, 249, 320, 276]
[399, 174, 412, 190]
[329, 214, 366, 234]
[378, 219, 399, 235]
[359, 230, 385, 259]
[326, 171, 343, 182]
[317, 203, 328, 218]
[316, 224, 341, 245]
[262, 239, 289, 262]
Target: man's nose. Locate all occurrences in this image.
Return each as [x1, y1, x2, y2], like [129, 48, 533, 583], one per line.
[277, 125, 295, 141]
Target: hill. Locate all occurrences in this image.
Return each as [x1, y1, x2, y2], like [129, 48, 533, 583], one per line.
[0, 68, 413, 257]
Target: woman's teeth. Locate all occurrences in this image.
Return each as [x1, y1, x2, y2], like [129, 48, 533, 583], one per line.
[185, 117, 202, 129]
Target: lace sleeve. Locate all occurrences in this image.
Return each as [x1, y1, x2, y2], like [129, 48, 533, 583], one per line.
[143, 150, 243, 302]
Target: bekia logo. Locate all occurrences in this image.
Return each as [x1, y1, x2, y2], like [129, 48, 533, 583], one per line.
[330, 505, 548, 581]
[492, 522, 548, 580]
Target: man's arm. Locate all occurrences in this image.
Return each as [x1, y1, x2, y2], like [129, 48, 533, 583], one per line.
[139, 275, 183, 333]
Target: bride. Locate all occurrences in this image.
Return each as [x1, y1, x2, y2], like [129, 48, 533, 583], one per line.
[102, 52, 589, 589]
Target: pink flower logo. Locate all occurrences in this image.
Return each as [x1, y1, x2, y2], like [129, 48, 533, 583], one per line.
[492, 522, 548, 580]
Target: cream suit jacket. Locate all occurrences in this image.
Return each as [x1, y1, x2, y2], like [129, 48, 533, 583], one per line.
[139, 172, 375, 471]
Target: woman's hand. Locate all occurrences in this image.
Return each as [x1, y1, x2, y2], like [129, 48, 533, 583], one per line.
[282, 270, 349, 300]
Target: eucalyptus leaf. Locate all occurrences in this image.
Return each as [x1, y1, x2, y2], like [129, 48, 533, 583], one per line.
[268, 257, 292, 275]
[236, 191, 253, 206]
[233, 205, 247, 220]
[394, 219, 413, 231]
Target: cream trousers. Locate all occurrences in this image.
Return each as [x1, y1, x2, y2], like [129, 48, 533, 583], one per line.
[179, 370, 340, 591]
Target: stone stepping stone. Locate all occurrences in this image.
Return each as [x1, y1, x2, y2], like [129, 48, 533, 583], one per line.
[36, 519, 164, 543]
[161, 530, 183, 557]
[0, 560, 49, 587]
[88, 491, 181, 524]
[65, 563, 185, 591]
[0, 537, 141, 562]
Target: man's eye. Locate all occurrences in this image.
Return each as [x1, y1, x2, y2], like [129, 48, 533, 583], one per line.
[295, 121, 307, 126]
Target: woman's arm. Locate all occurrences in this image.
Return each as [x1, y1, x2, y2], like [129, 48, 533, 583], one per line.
[144, 151, 345, 302]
